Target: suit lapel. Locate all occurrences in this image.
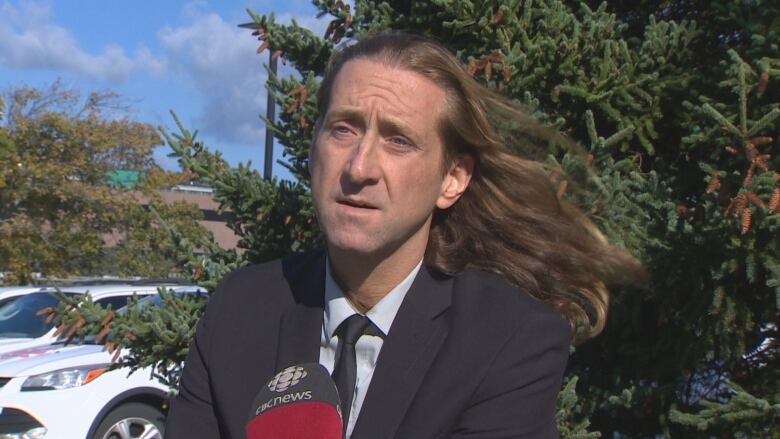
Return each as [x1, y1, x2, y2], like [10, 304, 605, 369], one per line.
[351, 266, 453, 439]
[275, 303, 322, 370]
[275, 250, 327, 371]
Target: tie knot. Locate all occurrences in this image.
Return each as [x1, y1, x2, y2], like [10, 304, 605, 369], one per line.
[336, 314, 383, 345]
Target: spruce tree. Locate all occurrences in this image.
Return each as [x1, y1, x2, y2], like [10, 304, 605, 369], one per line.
[54, 1, 780, 436]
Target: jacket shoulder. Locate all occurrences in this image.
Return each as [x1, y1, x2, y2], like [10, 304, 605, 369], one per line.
[210, 248, 325, 309]
[450, 269, 571, 337]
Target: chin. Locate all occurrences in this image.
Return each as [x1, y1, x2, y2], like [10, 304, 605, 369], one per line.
[326, 233, 381, 255]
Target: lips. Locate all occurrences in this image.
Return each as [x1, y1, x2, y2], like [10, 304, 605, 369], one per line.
[337, 198, 378, 210]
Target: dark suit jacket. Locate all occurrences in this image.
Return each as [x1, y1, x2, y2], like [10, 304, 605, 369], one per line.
[166, 249, 571, 438]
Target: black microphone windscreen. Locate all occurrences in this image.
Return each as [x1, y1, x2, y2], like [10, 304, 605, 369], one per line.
[246, 363, 343, 439]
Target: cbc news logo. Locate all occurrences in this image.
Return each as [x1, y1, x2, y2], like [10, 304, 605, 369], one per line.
[267, 365, 307, 392]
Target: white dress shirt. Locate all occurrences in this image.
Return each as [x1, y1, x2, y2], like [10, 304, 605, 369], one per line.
[319, 258, 422, 439]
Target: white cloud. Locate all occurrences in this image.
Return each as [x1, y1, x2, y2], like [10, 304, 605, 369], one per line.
[0, 1, 331, 150]
[156, 10, 331, 147]
[0, 2, 163, 82]
[158, 12, 268, 147]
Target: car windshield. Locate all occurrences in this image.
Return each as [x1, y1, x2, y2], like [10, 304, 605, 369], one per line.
[0, 295, 23, 309]
[117, 289, 208, 314]
[0, 292, 73, 339]
[68, 289, 207, 345]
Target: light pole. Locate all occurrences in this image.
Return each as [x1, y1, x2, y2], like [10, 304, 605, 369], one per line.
[239, 20, 276, 181]
[263, 52, 277, 181]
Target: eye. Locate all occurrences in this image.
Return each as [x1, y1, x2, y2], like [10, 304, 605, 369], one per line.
[386, 136, 415, 150]
[331, 124, 353, 138]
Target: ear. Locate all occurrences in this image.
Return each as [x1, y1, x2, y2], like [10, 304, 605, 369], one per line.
[436, 154, 474, 210]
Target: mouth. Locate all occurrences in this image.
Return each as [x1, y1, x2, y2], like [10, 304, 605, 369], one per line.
[336, 198, 378, 210]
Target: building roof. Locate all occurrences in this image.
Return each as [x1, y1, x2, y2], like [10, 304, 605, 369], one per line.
[106, 170, 143, 189]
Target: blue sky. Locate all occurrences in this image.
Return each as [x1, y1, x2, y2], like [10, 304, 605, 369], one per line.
[0, 0, 330, 178]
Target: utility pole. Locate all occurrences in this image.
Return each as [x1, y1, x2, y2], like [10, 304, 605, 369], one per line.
[238, 20, 276, 181]
[263, 52, 277, 181]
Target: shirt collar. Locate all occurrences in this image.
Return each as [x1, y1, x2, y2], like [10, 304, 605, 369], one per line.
[324, 256, 422, 339]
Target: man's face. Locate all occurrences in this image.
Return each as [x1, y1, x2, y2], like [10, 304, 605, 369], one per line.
[310, 59, 469, 258]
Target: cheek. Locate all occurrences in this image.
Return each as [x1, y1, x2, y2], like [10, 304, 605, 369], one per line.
[390, 163, 446, 203]
[312, 155, 336, 186]
[309, 150, 328, 198]
[310, 150, 347, 202]
[310, 141, 331, 181]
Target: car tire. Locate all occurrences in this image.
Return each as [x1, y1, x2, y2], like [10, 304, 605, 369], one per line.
[93, 402, 165, 439]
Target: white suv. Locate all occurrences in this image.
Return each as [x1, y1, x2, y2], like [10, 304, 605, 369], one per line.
[0, 283, 183, 354]
[0, 287, 45, 308]
[0, 287, 206, 438]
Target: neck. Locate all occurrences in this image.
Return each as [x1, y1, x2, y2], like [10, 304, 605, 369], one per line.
[327, 235, 427, 313]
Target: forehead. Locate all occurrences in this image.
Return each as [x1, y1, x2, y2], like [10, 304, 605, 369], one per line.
[325, 59, 448, 125]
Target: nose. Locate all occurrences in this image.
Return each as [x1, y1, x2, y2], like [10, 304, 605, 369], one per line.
[343, 131, 381, 186]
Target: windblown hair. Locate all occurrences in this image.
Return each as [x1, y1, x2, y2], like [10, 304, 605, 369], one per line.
[316, 33, 644, 342]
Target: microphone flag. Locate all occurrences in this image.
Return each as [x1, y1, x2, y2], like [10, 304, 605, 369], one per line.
[246, 363, 343, 439]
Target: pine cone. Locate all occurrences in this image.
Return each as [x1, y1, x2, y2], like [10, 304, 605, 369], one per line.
[734, 194, 748, 216]
[751, 136, 773, 146]
[746, 191, 766, 209]
[101, 310, 115, 326]
[707, 174, 720, 193]
[741, 208, 752, 234]
[96, 326, 111, 344]
[770, 188, 780, 212]
[743, 162, 756, 187]
[745, 143, 758, 161]
[755, 154, 770, 172]
[757, 71, 769, 98]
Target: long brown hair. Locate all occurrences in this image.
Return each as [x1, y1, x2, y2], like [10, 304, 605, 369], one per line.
[316, 33, 644, 342]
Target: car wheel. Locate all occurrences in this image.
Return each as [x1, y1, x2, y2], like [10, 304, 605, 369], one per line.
[93, 402, 165, 439]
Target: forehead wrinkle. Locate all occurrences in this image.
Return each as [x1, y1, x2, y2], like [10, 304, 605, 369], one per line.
[324, 108, 363, 123]
[346, 85, 418, 118]
[327, 104, 415, 134]
[327, 60, 447, 146]
[334, 64, 438, 116]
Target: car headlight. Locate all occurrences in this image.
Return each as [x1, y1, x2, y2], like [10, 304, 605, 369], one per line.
[0, 427, 48, 438]
[21, 365, 109, 391]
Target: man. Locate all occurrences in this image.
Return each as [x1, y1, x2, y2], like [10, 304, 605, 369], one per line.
[167, 33, 638, 438]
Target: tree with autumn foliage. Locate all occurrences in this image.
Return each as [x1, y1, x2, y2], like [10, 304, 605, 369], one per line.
[53, 0, 780, 436]
[0, 82, 208, 283]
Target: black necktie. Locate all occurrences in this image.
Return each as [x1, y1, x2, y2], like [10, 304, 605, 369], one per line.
[332, 314, 383, 432]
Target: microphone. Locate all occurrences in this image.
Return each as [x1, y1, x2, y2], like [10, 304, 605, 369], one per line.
[246, 363, 343, 439]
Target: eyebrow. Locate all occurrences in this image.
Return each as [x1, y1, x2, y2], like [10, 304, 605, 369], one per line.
[325, 107, 417, 139]
[324, 108, 364, 125]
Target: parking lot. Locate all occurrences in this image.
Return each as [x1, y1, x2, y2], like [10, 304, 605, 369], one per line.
[0, 282, 206, 439]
